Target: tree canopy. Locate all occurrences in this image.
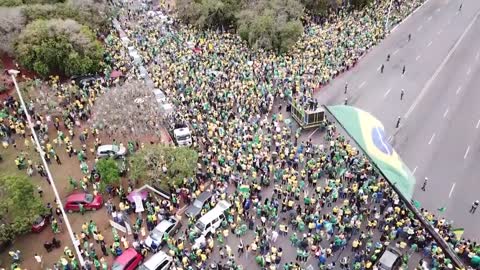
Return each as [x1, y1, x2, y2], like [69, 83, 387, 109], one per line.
[129, 145, 198, 190]
[95, 158, 121, 192]
[15, 18, 104, 77]
[91, 81, 164, 139]
[176, 0, 241, 29]
[0, 175, 46, 243]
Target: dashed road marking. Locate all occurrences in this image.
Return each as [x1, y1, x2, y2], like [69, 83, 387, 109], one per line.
[467, 67, 471, 75]
[447, 19, 451, 25]
[428, 133, 436, 145]
[377, 65, 381, 71]
[464, 146, 470, 159]
[416, 55, 421, 61]
[427, 41, 432, 47]
[443, 108, 449, 118]
[384, 88, 392, 98]
[417, 25, 423, 31]
[412, 166, 418, 175]
[388, 135, 393, 142]
[449, 183, 456, 198]
[359, 81, 367, 89]
[477, 52, 480, 61]
[476, 119, 480, 129]
[428, 16, 432, 21]
[436, 8, 441, 12]
[437, 29, 443, 35]
[456, 86, 462, 95]
[393, 49, 399, 55]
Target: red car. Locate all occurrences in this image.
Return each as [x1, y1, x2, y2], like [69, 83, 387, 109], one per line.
[31, 214, 51, 233]
[112, 248, 143, 270]
[64, 193, 103, 213]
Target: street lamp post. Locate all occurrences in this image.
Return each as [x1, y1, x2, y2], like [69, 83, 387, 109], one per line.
[8, 70, 85, 268]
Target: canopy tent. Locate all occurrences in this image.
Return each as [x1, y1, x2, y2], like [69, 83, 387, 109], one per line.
[326, 105, 416, 200]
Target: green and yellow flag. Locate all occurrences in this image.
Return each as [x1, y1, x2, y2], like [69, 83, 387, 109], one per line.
[452, 228, 465, 240]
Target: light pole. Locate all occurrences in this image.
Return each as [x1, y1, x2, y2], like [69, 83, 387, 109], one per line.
[8, 70, 85, 268]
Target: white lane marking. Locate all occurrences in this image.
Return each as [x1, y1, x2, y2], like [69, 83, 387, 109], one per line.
[477, 52, 480, 61]
[428, 133, 436, 145]
[416, 55, 421, 61]
[391, 0, 431, 33]
[476, 119, 480, 129]
[437, 29, 443, 35]
[387, 135, 393, 142]
[467, 67, 471, 75]
[404, 12, 480, 120]
[377, 65, 381, 71]
[412, 166, 418, 175]
[427, 41, 433, 47]
[384, 88, 392, 98]
[417, 25, 423, 31]
[428, 16, 433, 21]
[464, 146, 470, 159]
[456, 86, 462, 95]
[443, 108, 449, 118]
[449, 183, 456, 198]
[393, 49, 399, 55]
[308, 128, 319, 138]
[359, 81, 366, 89]
[436, 8, 441, 12]
[447, 19, 451, 25]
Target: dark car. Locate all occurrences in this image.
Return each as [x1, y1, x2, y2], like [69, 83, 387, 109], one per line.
[31, 214, 52, 233]
[374, 247, 402, 270]
[185, 191, 212, 219]
[71, 75, 104, 88]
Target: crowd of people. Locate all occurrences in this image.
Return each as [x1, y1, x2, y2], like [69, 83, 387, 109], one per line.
[1, 0, 480, 269]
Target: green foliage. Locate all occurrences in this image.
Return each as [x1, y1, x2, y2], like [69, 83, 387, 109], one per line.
[237, 0, 304, 53]
[0, 175, 46, 243]
[22, 0, 109, 32]
[15, 18, 104, 77]
[0, 0, 63, 6]
[130, 145, 198, 188]
[176, 0, 240, 29]
[0, 0, 22, 7]
[0, 7, 26, 55]
[301, 0, 334, 16]
[95, 158, 121, 192]
[348, 0, 373, 9]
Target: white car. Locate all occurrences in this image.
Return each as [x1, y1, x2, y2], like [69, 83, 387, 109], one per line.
[145, 217, 180, 249]
[138, 251, 173, 270]
[96, 144, 127, 158]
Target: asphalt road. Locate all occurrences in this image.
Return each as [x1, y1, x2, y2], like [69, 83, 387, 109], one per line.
[309, 0, 480, 240]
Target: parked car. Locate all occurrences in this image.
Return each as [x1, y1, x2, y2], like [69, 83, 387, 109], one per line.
[97, 144, 127, 158]
[185, 191, 212, 219]
[138, 251, 173, 270]
[374, 247, 402, 270]
[145, 217, 180, 249]
[31, 214, 52, 233]
[112, 248, 143, 270]
[64, 193, 103, 213]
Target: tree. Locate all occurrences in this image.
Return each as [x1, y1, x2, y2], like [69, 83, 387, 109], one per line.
[95, 158, 121, 192]
[0, 7, 26, 55]
[91, 81, 164, 139]
[129, 145, 198, 190]
[15, 18, 103, 77]
[300, 0, 334, 17]
[0, 175, 46, 243]
[176, 0, 241, 29]
[237, 0, 304, 53]
[22, 0, 110, 31]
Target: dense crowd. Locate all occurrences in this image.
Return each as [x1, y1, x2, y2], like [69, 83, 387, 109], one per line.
[1, 0, 480, 269]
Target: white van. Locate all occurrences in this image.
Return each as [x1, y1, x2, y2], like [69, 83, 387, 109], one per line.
[194, 200, 231, 236]
[138, 251, 173, 270]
